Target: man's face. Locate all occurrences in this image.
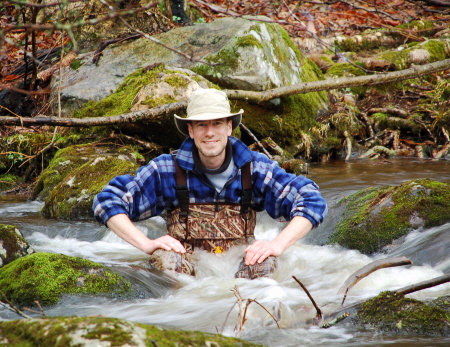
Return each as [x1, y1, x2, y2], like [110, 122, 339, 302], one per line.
[188, 118, 232, 164]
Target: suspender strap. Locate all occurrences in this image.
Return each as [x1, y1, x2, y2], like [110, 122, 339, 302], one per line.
[240, 161, 252, 218]
[173, 156, 189, 225]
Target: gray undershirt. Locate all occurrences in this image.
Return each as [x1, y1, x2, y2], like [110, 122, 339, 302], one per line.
[205, 157, 235, 193]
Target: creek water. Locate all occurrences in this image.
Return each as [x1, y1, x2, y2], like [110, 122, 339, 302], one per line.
[1, 158, 450, 347]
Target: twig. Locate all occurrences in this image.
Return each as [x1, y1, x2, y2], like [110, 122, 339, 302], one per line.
[239, 123, 272, 159]
[321, 312, 350, 329]
[0, 291, 33, 319]
[292, 276, 323, 322]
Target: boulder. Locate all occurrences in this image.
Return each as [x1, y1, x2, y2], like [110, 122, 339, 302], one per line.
[51, 16, 329, 149]
[0, 316, 264, 347]
[329, 179, 450, 255]
[36, 144, 140, 220]
[0, 252, 132, 307]
[0, 224, 34, 267]
[53, 16, 326, 111]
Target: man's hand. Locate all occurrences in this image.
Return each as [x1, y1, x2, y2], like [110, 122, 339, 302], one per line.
[244, 216, 314, 265]
[143, 235, 186, 254]
[244, 240, 283, 265]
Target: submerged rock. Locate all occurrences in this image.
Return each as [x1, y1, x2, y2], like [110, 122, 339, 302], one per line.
[0, 316, 264, 347]
[353, 291, 450, 336]
[0, 252, 132, 307]
[0, 224, 34, 267]
[329, 178, 450, 254]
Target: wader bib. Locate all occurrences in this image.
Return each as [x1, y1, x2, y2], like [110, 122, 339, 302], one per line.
[148, 157, 277, 279]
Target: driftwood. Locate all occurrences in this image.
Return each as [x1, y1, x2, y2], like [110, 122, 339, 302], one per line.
[1, 58, 450, 126]
[338, 256, 412, 305]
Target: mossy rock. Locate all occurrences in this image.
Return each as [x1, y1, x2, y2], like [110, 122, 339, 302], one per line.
[0, 316, 265, 347]
[0, 224, 34, 267]
[353, 291, 450, 336]
[329, 179, 450, 254]
[33, 144, 105, 200]
[73, 64, 218, 148]
[0, 252, 132, 307]
[40, 152, 139, 220]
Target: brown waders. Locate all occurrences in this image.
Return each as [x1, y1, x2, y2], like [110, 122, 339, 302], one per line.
[148, 159, 277, 279]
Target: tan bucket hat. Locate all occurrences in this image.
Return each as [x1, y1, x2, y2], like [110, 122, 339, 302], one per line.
[174, 88, 243, 137]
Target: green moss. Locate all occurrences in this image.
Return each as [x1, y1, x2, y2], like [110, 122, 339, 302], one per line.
[421, 40, 449, 62]
[326, 62, 367, 95]
[70, 59, 82, 70]
[330, 179, 450, 254]
[0, 252, 132, 307]
[397, 20, 434, 32]
[41, 155, 139, 220]
[355, 291, 450, 336]
[74, 64, 168, 119]
[236, 34, 263, 49]
[0, 316, 265, 347]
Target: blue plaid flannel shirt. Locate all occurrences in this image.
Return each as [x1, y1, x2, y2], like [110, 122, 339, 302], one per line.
[93, 136, 327, 227]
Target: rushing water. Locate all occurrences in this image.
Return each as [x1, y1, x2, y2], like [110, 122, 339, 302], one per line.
[1, 158, 450, 347]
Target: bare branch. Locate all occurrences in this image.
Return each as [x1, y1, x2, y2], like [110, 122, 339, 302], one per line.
[293, 276, 323, 322]
[338, 256, 412, 305]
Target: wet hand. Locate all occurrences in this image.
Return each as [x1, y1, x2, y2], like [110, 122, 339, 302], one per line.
[144, 235, 186, 254]
[244, 240, 283, 265]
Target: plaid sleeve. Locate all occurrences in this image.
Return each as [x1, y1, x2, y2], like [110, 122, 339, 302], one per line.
[251, 152, 327, 228]
[92, 155, 177, 225]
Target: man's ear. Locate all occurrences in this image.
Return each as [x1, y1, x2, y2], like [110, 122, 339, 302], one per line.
[187, 122, 194, 139]
[227, 119, 233, 136]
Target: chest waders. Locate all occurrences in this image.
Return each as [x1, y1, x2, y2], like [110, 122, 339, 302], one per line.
[149, 157, 277, 279]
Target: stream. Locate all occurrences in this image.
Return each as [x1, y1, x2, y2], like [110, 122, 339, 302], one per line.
[1, 158, 449, 347]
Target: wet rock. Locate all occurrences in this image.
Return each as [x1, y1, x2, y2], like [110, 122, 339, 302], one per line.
[353, 291, 450, 336]
[34, 144, 139, 220]
[0, 224, 35, 267]
[0, 252, 132, 307]
[329, 178, 450, 255]
[0, 316, 264, 347]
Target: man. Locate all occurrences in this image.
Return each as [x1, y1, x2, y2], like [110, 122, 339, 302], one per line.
[93, 88, 327, 279]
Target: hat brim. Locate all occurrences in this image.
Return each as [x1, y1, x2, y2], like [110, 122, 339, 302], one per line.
[174, 110, 243, 137]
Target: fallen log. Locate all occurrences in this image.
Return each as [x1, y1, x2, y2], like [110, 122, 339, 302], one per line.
[1, 58, 450, 126]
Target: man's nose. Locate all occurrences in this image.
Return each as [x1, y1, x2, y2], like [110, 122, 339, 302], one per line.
[205, 123, 215, 135]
